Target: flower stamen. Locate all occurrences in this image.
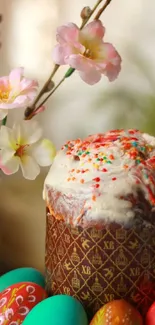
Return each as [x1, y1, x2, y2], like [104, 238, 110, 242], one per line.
[0, 90, 9, 102]
[84, 48, 92, 58]
[15, 144, 29, 157]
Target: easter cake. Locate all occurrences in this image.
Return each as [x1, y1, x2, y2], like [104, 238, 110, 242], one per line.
[44, 129, 155, 318]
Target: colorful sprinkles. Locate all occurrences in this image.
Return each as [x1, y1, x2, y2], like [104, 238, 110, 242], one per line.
[61, 129, 155, 205]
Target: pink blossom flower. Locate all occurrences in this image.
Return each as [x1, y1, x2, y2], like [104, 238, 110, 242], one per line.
[52, 20, 121, 85]
[0, 68, 38, 120]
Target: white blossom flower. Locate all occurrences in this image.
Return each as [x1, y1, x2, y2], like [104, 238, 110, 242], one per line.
[0, 120, 56, 180]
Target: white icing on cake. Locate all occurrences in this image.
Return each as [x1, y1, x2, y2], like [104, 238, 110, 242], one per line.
[44, 129, 155, 225]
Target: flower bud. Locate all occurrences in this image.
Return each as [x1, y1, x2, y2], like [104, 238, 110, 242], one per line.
[80, 6, 92, 20]
[44, 80, 55, 92]
[24, 107, 33, 118]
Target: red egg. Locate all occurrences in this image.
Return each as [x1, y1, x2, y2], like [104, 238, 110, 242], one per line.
[0, 281, 47, 324]
[90, 300, 143, 325]
[146, 302, 155, 325]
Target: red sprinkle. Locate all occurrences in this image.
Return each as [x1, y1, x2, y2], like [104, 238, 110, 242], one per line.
[102, 168, 108, 172]
[93, 177, 100, 182]
[112, 177, 117, 181]
[128, 130, 135, 134]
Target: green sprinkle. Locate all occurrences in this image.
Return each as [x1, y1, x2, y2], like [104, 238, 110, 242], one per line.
[78, 151, 83, 156]
[132, 141, 138, 147]
[86, 151, 90, 154]
[96, 158, 100, 161]
[107, 161, 112, 164]
[136, 159, 141, 164]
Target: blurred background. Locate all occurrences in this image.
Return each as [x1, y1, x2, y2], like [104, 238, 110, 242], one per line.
[0, 0, 155, 273]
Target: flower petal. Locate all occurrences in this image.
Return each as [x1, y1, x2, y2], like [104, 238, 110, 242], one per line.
[0, 77, 9, 90]
[9, 67, 24, 88]
[0, 109, 8, 120]
[13, 120, 42, 145]
[82, 20, 105, 40]
[32, 139, 56, 166]
[65, 54, 92, 72]
[20, 78, 38, 92]
[97, 42, 122, 80]
[0, 148, 15, 164]
[0, 155, 20, 175]
[103, 60, 121, 81]
[0, 126, 15, 149]
[56, 23, 79, 44]
[33, 105, 46, 116]
[52, 45, 67, 65]
[79, 68, 101, 85]
[0, 102, 22, 109]
[13, 94, 29, 106]
[20, 155, 40, 180]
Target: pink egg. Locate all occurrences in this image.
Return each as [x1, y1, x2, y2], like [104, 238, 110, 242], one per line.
[0, 282, 47, 324]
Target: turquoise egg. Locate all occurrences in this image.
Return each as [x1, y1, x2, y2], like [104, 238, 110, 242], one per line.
[0, 267, 45, 292]
[22, 295, 88, 325]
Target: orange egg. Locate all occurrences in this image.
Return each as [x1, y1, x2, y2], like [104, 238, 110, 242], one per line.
[90, 300, 143, 325]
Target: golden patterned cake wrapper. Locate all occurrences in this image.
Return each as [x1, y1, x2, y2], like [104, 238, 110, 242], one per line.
[45, 210, 155, 320]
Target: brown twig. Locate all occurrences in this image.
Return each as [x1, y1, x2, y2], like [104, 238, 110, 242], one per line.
[80, 0, 103, 29]
[94, 0, 112, 20]
[28, 64, 59, 111]
[25, 77, 65, 120]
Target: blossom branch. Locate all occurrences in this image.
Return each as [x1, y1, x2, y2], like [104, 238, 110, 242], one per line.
[25, 68, 75, 120]
[80, 0, 103, 29]
[94, 0, 112, 20]
[24, 64, 59, 117]
[24, 0, 105, 119]
[25, 0, 115, 120]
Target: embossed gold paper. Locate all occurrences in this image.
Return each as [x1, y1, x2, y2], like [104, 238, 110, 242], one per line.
[45, 210, 155, 319]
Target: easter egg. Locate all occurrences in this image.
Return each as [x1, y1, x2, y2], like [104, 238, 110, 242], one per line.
[90, 300, 143, 325]
[146, 302, 155, 325]
[0, 267, 45, 292]
[0, 282, 47, 324]
[22, 295, 88, 325]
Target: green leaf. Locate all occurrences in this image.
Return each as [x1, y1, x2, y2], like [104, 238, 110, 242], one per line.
[2, 116, 7, 126]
